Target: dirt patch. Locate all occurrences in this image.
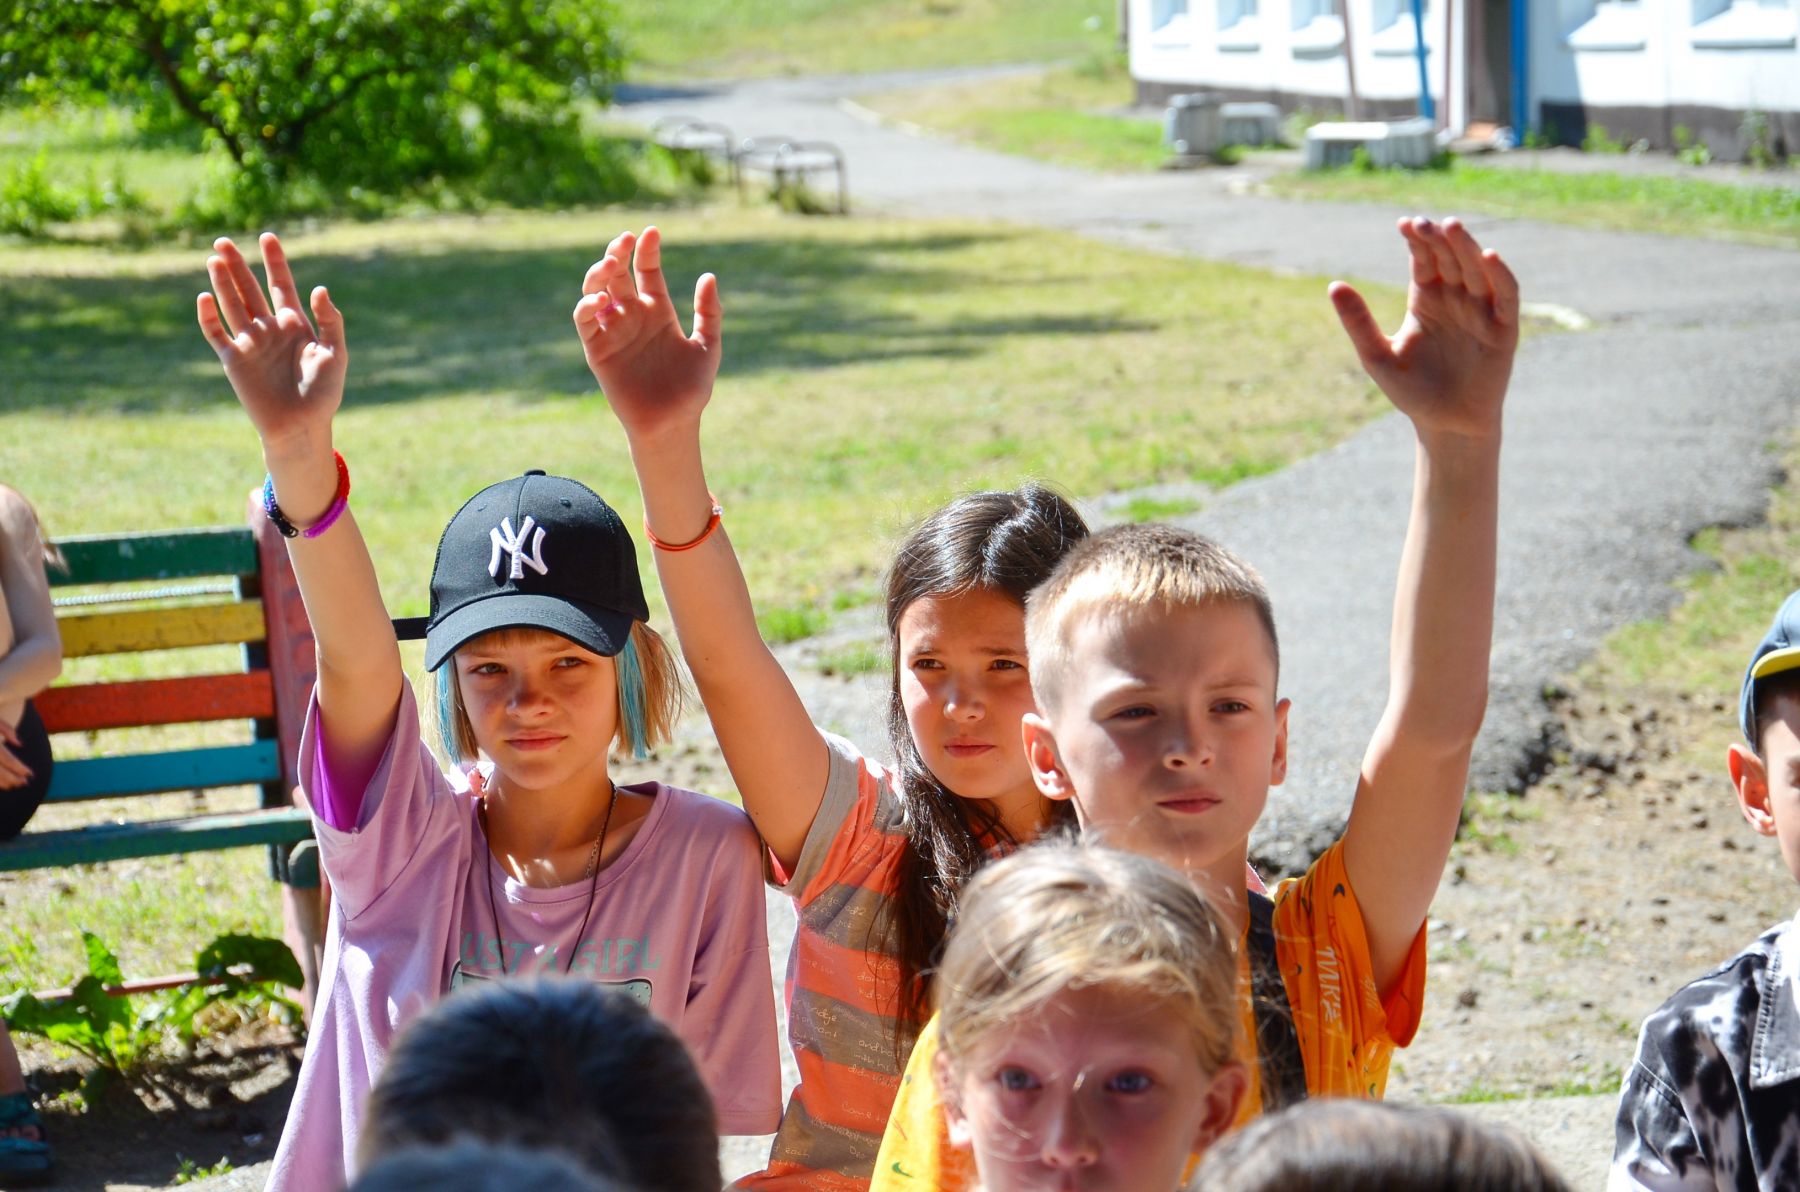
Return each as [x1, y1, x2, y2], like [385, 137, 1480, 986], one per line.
[24, 1015, 299, 1191]
[1390, 681, 1793, 1104]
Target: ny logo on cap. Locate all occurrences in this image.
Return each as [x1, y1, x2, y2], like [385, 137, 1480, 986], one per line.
[489, 516, 549, 580]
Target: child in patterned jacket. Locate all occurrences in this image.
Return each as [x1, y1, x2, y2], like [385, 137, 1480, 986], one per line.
[1612, 588, 1800, 1191]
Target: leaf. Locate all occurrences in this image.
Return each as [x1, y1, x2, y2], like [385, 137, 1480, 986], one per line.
[194, 934, 303, 990]
[82, 930, 125, 987]
[3, 979, 129, 1073]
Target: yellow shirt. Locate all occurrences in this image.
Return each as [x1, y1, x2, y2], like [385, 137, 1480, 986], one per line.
[870, 840, 1427, 1190]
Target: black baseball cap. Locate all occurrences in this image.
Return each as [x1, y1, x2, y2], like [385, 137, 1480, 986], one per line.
[1740, 588, 1800, 745]
[423, 471, 649, 671]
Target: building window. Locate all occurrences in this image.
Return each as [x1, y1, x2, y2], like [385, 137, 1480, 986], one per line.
[1691, 0, 1797, 49]
[1565, 0, 1648, 51]
[1218, 0, 1261, 49]
[1150, 0, 1194, 46]
[1371, 0, 1433, 56]
[1291, 0, 1345, 54]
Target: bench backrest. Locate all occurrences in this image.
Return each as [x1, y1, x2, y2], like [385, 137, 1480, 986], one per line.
[41, 501, 317, 817]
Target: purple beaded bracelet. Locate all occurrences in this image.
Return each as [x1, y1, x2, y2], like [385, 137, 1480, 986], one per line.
[264, 452, 351, 540]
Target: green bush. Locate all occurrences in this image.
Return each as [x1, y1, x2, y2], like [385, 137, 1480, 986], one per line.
[1, 0, 634, 225]
[0, 152, 80, 235]
[0, 149, 151, 237]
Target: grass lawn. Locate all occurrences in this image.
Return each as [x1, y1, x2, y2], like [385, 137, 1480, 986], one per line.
[614, 0, 1117, 80]
[0, 107, 213, 216]
[1269, 159, 1800, 249]
[2, 200, 1399, 988]
[861, 57, 1170, 173]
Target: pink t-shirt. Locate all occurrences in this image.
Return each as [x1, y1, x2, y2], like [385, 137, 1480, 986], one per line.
[267, 683, 781, 1191]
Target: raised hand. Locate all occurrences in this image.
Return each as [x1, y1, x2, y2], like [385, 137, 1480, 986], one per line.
[572, 226, 721, 443]
[197, 233, 348, 457]
[1328, 217, 1518, 441]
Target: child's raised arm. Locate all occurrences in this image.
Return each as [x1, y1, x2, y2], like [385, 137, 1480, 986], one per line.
[197, 234, 402, 781]
[1330, 217, 1518, 995]
[573, 228, 828, 871]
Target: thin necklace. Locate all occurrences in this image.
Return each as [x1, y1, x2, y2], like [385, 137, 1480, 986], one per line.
[477, 779, 617, 977]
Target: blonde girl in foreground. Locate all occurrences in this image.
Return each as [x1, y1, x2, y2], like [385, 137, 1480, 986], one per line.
[933, 838, 1246, 1191]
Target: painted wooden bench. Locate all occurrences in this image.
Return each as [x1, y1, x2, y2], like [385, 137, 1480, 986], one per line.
[0, 501, 318, 877]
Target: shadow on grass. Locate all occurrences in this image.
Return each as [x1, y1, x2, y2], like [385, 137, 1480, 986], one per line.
[0, 230, 1155, 415]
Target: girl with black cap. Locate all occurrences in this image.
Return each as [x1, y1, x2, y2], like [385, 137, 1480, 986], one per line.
[196, 233, 780, 1192]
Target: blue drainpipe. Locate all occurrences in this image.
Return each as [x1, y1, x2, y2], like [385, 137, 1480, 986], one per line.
[1511, 0, 1531, 138]
[1411, 0, 1434, 122]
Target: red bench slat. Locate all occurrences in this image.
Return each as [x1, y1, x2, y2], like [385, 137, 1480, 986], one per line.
[36, 672, 276, 734]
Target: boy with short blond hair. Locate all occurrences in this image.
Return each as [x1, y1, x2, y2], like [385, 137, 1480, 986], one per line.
[1610, 590, 1800, 1191]
[873, 216, 1518, 1188]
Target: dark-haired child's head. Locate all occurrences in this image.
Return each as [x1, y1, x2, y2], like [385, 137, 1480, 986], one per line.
[1730, 588, 1800, 884]
[359, 978, 720, 1191]
[1022, 523, 1286, 881]
[1193, 1100, 1571, 1192]
[350, 1140, 628, 1192]
[884, 483, 1091, 812]
[880, 484, 1090, 1026]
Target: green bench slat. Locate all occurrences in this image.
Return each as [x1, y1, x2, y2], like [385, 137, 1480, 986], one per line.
[0, 809, 314, 870]
[45, 743, 283, 804]
[51, 529, 258, 587]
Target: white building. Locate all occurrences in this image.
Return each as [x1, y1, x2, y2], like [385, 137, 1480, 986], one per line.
[1127, 1, 1799, 160]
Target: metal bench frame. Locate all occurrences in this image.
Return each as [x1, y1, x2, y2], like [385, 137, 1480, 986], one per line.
[736, 135, 849, 214]
[650, 116, 742, 189]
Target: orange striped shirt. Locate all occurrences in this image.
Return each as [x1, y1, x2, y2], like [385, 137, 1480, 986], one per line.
[734, 734, 922, 1191]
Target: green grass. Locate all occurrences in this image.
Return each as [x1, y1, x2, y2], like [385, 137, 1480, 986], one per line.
[1580, 438, 1800, 710]
[816, 642, 888, 677]
[0, 106, 213, 216]
[1, 197, 1396, 987]
[863, 56, 1169, 173]
[174, 1156, 236, 1184]
[1440, 1082, 1528, 1105]
[615, 0, 1117, 80]
[758, 602, 831, 645]
[1120, 495, 1202, 522]
[1269, 159, 1800, 248]
[853, 66, 1800, 247]
[2, 207, 1396, 628]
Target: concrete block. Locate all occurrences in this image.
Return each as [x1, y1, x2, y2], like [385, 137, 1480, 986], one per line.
[1220, 102, 1282, 147]
[1164, 92, 1223, 157]
[1303, 117, 1437, 169]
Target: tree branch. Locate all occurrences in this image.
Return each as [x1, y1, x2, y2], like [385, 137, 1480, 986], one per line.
[120, 0, 245, 164]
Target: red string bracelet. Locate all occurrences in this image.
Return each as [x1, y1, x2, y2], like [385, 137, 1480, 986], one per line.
[644, 495, 723, 552]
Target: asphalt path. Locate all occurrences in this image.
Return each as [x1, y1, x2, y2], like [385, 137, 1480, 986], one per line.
[621, 72, 1800, 871]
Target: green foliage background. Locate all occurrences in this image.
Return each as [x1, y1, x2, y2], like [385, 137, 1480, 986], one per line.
[1, 0, 635, 224]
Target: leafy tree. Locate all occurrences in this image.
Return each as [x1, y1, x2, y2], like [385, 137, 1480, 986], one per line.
[0, 0, 628, 216]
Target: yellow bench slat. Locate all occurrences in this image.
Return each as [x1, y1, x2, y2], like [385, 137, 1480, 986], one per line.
[58, 601, 269, 658]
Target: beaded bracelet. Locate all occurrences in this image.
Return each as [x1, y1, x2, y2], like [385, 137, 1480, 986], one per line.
[644, 495, 723, 553]
[264, 452, 351, 540]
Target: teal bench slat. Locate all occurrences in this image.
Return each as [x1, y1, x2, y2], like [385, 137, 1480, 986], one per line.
[0, 808, 315, 871]
[51, 529, 257, 588]
[45, 743, 283, 804]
